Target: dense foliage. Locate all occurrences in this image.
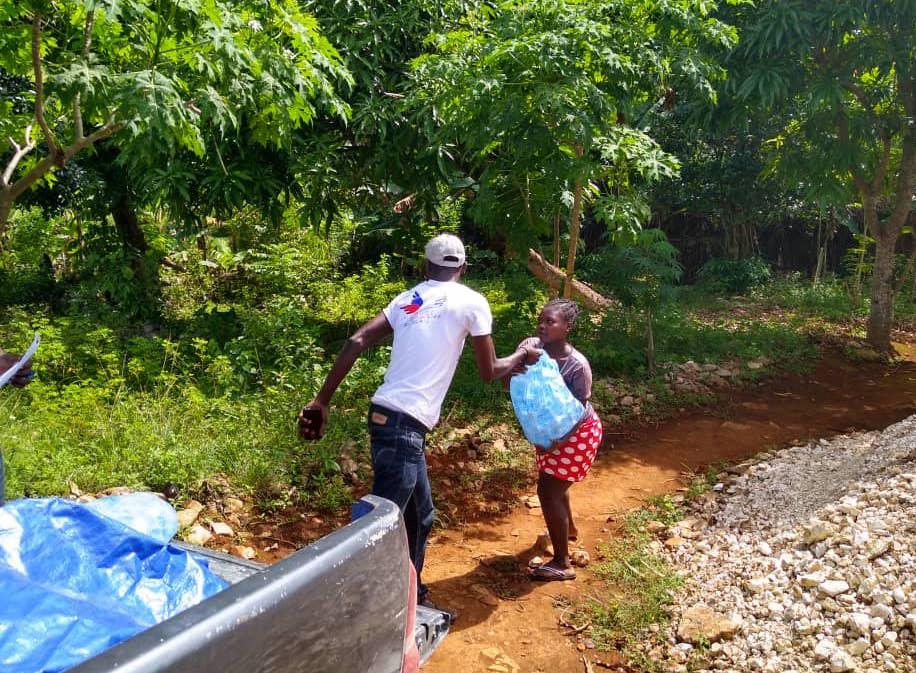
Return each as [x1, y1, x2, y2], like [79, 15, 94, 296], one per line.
[0, 0, 349, 233]
[724, 0, 915, 350]
[1, 0, 914, 507]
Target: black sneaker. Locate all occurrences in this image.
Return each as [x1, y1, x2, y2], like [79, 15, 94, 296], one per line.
[419, 597, 459, 624]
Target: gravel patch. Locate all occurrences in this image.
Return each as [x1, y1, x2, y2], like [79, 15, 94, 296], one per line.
[646, 415, 916, 673]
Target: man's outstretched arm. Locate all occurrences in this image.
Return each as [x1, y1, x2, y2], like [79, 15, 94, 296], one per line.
[471, 335, 539, 382]
[298, 312, 393, 438]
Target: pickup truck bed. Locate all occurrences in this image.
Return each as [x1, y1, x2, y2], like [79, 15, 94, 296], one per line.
[69, 495, 448, 673]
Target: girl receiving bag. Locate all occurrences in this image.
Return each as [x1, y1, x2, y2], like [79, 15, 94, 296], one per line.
[509, 299, 603, 581]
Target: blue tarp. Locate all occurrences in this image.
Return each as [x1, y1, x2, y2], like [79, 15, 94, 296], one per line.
[0, 494, 228, 673]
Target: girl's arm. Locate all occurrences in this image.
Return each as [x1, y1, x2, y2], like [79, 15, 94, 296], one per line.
[563, 351, 593, 404]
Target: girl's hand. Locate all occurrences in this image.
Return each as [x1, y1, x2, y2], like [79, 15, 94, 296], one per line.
[507, 346, 539, 380]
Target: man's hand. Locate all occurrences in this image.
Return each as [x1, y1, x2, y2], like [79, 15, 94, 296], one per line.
[520, 345, 540, 365]
[509, 345, 541, 377]
[298, 401, 328, 440]
[472, 337, 542, 382]
[0, 352, 33, 387]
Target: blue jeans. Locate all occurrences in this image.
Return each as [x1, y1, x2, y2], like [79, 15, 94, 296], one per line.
[368, 405, 434, 602]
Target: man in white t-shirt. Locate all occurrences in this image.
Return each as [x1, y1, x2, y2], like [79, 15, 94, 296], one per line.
[298, 234, 538, 618]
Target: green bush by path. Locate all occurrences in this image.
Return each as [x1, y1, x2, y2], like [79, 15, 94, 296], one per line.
[752, 274, 865, 321]
[697, 257, 772, 295]
[580, 302, 813, 378]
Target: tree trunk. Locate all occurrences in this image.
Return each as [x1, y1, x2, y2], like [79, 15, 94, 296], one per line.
[645, 307, 655, 376]
[866, 229, 898, 352]
[862, 126, 916, 351]
[563, 183, 583, 299]
[527, 249, 614, 311]
[112, 196, 148, 256]
[0, 194, 11, 249]
[111, 194, 153, 293]
[813, 216, 825, 285]
[563, 146, 585, 299]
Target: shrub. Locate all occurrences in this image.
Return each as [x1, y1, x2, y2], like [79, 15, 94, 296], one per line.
[697, 257, 772, 294]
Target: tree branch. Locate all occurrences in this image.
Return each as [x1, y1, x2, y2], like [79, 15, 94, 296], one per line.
[8, 153, 57, 202]
[74, 9, 95, 141]
[67, 116, 123, 158]
[9, 115, 122, 202]
[835, 112, 870, 196]
[843, 82, 875, 116]
[2, 125, 36, 187]
[31, 14, 59, 154]
[870, 133, 892, 194]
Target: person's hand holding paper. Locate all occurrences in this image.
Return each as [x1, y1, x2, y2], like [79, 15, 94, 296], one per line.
[0, 334, 39, 388]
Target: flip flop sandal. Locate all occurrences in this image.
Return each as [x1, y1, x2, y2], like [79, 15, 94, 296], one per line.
[529, 564, 576, 581]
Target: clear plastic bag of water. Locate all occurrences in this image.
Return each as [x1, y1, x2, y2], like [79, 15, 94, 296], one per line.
[510, 351, 585, 449]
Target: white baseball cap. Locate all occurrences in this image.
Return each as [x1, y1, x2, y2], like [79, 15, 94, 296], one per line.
[425, 233, 466, 268]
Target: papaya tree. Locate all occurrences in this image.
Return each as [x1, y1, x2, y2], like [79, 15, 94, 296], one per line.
[582, 229, 682, 375]
[0, 0, 349, 238]
[292, 0, 475, 232]
[729, 0, 915, 353]
[409, 0, 735, 298]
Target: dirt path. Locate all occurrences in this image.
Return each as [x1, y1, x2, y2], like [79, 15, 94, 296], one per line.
[421, 345, 916, 673]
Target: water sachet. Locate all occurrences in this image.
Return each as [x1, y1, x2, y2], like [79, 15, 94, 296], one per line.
[510, 351, 585, 449]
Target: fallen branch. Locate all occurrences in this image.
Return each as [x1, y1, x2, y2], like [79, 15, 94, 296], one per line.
[527, 248, 616, 312]
[392, 193, 415, 213]
[160, 257, 188, 272]
[559, 612, 592, 634]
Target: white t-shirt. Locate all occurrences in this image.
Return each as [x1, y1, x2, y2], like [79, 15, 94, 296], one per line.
[372, 280, 492, 429]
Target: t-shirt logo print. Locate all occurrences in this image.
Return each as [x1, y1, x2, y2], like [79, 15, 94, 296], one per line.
[400, 291, 424, 315]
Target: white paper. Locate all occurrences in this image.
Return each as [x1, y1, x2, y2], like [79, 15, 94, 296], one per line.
[0, 333, 40, 388]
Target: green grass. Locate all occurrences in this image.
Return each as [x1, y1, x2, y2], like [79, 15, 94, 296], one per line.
[580, 504, 685, 671]
[2, 270, 888, 509]
[682, 461, 727, 500]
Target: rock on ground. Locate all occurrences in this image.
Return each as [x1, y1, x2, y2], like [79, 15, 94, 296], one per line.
[647, 414, 916, 673]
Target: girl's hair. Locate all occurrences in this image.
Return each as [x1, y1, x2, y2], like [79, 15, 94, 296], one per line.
[543, 298, 581, 328]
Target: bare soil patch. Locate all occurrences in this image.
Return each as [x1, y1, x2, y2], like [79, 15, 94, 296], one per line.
[419, 344, 916, 673]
